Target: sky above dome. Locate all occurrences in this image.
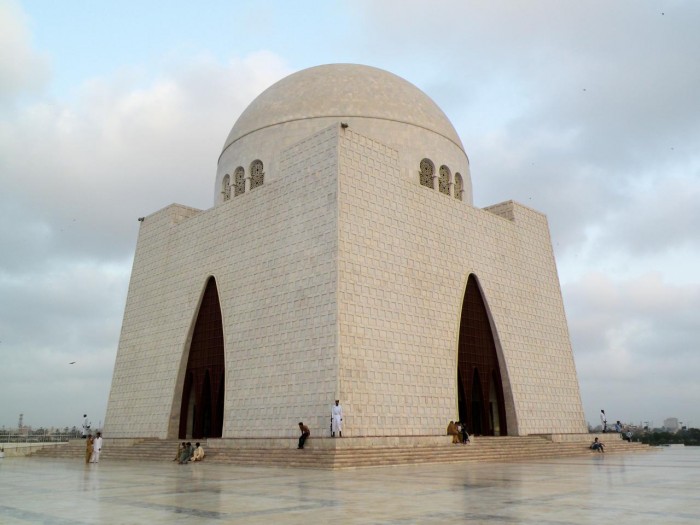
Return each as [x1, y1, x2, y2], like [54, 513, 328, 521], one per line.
[1, 0, 699, 431]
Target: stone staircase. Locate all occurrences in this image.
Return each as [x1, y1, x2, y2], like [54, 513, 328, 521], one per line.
[28, 436, 651, 469]
[29, 439, 181, 462]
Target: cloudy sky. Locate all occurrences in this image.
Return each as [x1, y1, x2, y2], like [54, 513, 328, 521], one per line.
[1, 0, 698, 431]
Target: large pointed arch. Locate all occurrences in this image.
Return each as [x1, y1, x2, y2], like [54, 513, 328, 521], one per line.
[457, 274, 509, 436]
[178, 277, 225, 439]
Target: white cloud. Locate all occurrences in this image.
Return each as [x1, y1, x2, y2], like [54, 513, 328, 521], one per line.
[0, 0, 50, 106]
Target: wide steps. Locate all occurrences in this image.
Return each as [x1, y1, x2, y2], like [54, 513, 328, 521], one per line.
[207, 439, 649, 468]
[28, 436, 651, 468]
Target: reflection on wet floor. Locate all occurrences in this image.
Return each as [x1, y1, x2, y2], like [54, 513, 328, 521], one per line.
[0, 447, 698, 524]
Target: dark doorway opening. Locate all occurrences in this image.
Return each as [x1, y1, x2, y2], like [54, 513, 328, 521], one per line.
[215, 371, 225, 437]
[179, 277, 225, 439]
[457, 274, 507, 436]
[471, 368, 484, 435]
[458, 374, 467, 425]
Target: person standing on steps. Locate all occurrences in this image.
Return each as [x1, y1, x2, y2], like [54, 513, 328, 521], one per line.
[298, 422, 310, 449]
[81, 414, 91, 439]
[331, 400, 343, 437]
[600, 409, 607, 433]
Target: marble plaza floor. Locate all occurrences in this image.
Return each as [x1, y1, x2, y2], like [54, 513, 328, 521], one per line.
[0, 446, 698, 524]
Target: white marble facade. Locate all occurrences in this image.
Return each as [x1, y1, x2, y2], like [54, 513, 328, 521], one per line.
[104, 64, 587, 439]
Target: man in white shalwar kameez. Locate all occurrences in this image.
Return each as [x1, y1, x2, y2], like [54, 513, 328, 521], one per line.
[81, 414, 90, 438]
[90, 432, 103, 463]
[331, 400, 343, 437]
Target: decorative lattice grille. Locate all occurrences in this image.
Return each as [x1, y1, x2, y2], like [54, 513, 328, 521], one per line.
[222, 174, 231, 201]
[250, 160, 264, 189]
[419, 159, 434, 188]
[234, 167, 245, 196]
[439, 165, 450, 195]
[454, 173, 463, 201]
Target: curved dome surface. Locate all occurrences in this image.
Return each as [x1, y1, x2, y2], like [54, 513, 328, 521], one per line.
[222, 64, 464, 155]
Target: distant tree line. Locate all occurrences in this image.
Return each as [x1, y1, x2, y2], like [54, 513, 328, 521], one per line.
[638, 428, 700, 446]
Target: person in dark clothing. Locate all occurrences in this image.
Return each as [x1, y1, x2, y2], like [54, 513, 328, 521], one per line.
[298, 422, 310, 449]
[460, 421, 470, 444]
[179, 442, 193, 464]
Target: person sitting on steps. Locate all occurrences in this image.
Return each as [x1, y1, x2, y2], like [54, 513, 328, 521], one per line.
[190, 442, 205, 462]
[460, 421, 470, 444]
[446, 421, 460, 444]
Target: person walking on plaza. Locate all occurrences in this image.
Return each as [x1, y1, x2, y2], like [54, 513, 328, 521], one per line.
[331, 400, 343, 437]
[90, 432, 103, 463]
[298, 422, 310, 449]
[85, 434, 94, 464]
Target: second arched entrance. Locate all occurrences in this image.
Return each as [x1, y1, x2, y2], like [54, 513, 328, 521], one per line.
[457, 274, 507, 436]
[178, 277, 225, 439]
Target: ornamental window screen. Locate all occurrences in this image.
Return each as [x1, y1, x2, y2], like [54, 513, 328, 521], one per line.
[234, 167, 245, 196]
[419, 158, 434, 188]
[454, 173, 463, 201]
[439, 165, 451, 195]
[222, 174, 231, 201]
[250, 160, 264, 189]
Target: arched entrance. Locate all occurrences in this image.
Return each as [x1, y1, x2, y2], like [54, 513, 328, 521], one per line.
[457, 274, 507, 436]
[178, 277, 225, 439]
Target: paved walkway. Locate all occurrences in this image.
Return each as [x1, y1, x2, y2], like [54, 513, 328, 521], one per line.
[0, 446, 698, 524]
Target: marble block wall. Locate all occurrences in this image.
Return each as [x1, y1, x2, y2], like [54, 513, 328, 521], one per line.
[105, 123, 587, 439]
[105, 126, 340, 438]
[336, 127, 586, 436]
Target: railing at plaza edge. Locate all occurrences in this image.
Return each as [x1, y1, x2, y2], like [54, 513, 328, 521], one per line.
[0, 433, 80, 444]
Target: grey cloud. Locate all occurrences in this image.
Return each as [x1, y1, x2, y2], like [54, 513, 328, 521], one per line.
[595, 174, 700, 255]
[566, 272, 700, 424]
[0, 44, 291, 427]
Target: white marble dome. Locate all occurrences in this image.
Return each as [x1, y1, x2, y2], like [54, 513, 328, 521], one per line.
[222, 63, 464, 153]
[216, 64, 471, 205]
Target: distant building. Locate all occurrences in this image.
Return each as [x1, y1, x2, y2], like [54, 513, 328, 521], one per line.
[664, 418, 680, 431]
[105, 64, 588, 442]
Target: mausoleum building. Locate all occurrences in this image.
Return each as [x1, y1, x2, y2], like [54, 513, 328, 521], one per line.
[104, 64, 587, 441]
